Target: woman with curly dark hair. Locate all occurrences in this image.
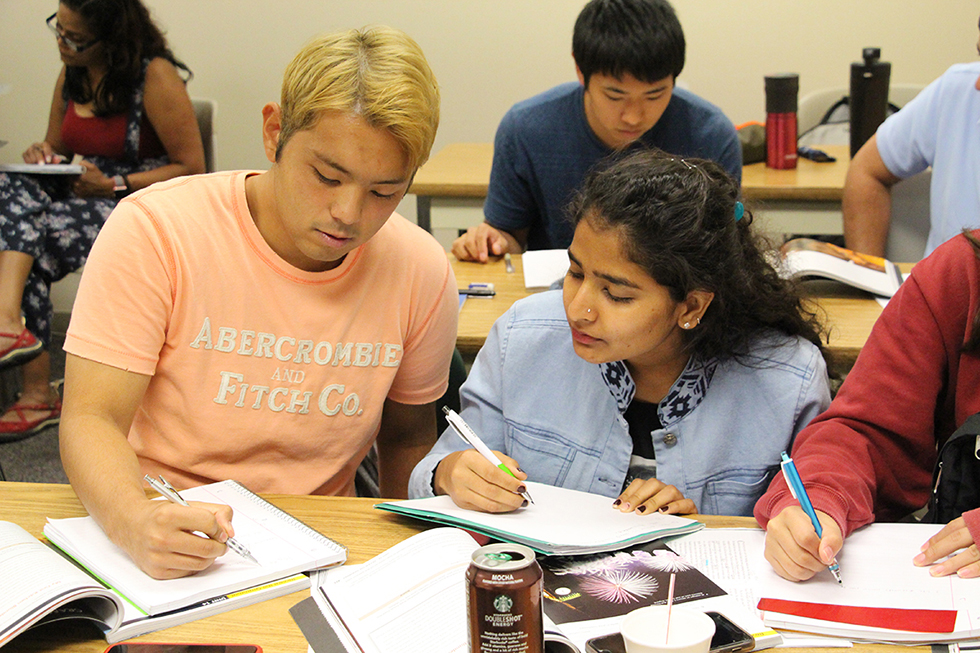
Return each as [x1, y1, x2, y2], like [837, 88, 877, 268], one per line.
[0, 0, 204, 439]
[410, 149, 831, 517]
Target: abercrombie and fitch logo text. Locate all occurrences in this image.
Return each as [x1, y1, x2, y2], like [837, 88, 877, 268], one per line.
[189, 317, 401, 417]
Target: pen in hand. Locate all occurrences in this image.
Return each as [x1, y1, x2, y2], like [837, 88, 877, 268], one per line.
[143, 474, 259, 564]
[779, 452, 842, 584]
[442, 406, 534, 505]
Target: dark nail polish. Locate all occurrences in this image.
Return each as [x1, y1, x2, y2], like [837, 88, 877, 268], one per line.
[521, 500, 528, 507]
[612, 499, 622, 507]
[517, 485, 526, 494]
[637, 505, 647, 513]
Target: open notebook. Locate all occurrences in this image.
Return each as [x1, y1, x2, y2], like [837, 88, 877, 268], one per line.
[43, 479, 346, 616]
[376, 481, 703, 555]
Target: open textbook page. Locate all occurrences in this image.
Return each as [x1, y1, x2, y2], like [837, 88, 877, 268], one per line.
[0, 522, 122, 646]
[0, 518, 310, 646]
[779, 238, 903, 298]
[311, 528, 590, 653]
[306, 527, 776, 653]
[671, 524, 980, 644]
[541, 538, 779, 652]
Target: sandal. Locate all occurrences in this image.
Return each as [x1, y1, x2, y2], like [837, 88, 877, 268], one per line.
[0, 328, 43, 371]
[0, 394, 62, 443]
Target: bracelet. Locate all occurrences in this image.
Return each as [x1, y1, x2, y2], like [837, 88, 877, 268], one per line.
[112, 174, 131, 199]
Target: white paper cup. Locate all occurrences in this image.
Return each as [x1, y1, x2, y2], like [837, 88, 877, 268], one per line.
[620, 606, 715, 653]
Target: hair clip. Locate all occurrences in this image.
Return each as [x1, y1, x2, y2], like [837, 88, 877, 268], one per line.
[668, 157, 697, 171]
[734, 201, 744, 222]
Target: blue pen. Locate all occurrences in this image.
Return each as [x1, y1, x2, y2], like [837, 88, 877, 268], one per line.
[780, 451, 843, 584]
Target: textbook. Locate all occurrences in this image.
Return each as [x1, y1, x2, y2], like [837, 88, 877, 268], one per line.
[307, 528, 581, 653]
[540, 539, 780, 652]
[41, 480, 346, 617]
[0, 520, 310, 646]
[0, 162, 85, 175]
[375, 481, 703, 555]
[779, 238, 903, 297]
[300, 528, 776, 653]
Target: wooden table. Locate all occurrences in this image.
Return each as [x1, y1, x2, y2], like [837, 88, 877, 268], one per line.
[742, 144, 851, 237]
[1, 482, 923, 653]
[452, 254, 889, 372]
[3, 482, 426, 653]
[410, 143, 850, 242]
[409, 142, 492, 235]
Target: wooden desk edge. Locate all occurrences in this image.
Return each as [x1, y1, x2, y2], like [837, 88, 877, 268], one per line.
[1, 482, 931, 653]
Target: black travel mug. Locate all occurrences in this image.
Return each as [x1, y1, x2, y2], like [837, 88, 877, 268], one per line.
[850, 47, 891, 158]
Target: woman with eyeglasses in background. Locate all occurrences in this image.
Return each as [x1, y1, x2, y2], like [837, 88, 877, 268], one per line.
[0, 0, 204, 440]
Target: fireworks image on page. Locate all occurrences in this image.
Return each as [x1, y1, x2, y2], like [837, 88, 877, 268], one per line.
[541, 541, 727, 624]
[578, 569, 659, 603]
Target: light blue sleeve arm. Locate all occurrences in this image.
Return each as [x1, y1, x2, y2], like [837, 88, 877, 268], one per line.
[408, 310, 512, 498]
[876, 70, 946, 179]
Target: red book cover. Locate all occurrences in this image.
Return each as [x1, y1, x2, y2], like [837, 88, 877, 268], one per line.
[757, 597, 956, 634]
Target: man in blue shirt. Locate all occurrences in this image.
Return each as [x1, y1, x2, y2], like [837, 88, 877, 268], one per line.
[452, 0, 741, 261]
[843, 56, 980, 258]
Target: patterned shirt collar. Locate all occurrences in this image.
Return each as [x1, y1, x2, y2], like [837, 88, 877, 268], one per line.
[599, 355, 718, 425]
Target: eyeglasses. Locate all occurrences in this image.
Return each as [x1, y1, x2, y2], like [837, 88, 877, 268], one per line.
[45, 12, 99, 53]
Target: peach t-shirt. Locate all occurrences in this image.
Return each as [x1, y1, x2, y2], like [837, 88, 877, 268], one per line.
[65, 171, 458, 495]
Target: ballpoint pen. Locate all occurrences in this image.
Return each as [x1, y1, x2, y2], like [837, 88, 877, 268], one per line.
[144, 474, 259, 564]
[779, 452, 842, 584]
[442, 406, 534, 505]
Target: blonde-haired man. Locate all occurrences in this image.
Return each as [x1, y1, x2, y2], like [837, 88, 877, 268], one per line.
[59, 27, 457, 579]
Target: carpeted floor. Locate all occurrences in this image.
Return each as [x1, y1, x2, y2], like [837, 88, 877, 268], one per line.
[0, 323, 69, 484]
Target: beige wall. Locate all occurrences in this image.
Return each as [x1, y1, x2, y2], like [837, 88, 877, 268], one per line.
[2, 0, 978, 222]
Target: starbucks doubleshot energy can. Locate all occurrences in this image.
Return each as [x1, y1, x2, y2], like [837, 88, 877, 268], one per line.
[466, 543, 543, 653]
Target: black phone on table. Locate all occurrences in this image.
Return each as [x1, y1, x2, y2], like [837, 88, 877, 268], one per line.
[103, 644, 262, 653]
[585, 611, 755, 653]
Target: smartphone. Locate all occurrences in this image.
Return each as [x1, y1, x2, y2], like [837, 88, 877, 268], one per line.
[585, 611, 755, 653]
[104, 645, 262, 653]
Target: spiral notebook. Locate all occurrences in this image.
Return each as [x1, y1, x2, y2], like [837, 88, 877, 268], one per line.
[43, 479, 346, 616]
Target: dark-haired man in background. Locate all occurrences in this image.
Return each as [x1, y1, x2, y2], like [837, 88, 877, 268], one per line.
[452, 0, 741, 262]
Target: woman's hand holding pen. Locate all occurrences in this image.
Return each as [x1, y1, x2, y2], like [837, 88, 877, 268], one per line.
[120, 498, 236, 579]
[614, 478, 696, 516]
[434, 449, 529, 513]
[764, 506, 843, 582]
[914, 516, 980, 578]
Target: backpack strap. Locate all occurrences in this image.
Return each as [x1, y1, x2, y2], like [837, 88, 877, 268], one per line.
[924, 413, 980, 523]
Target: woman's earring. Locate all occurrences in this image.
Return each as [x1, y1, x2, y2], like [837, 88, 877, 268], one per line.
[683, 322, 691, 329]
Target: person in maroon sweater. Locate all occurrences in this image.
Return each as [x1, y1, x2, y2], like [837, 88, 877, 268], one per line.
[755, 230, 980, 581]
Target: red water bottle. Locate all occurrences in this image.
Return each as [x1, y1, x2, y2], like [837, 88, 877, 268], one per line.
[765, 73, 799, 169]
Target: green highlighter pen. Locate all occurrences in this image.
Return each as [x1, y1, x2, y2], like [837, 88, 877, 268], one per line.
[442, 406, 534, 505]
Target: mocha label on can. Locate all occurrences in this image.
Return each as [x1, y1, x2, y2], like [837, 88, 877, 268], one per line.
[466, 543, 543, 653]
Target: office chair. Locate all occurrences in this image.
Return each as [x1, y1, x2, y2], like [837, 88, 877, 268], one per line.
[354, 347, 468, 498]
[797, 84, 928, 261]
[191, 98, 217, 173]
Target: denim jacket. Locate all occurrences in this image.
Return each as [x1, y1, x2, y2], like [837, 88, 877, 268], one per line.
[409, 291, 831, 516]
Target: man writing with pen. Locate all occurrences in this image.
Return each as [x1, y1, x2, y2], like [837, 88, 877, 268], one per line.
[58, 28, 457, 580]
